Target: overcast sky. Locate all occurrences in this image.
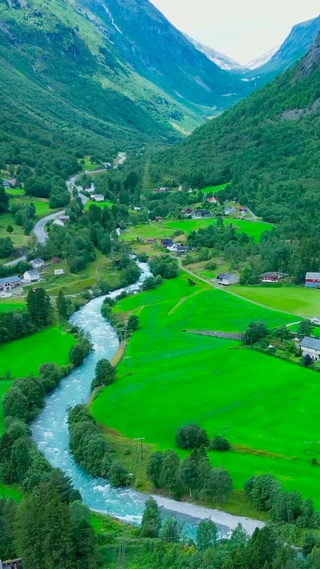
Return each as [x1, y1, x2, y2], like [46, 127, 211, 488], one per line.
[150, 0, 319, 63]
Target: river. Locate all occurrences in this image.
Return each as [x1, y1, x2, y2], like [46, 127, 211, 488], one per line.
[32, 261, 263, 539]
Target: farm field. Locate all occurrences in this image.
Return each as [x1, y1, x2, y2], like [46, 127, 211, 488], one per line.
[0, 326, 75, 378]
[232, 285, 320, 318]
[0, 212, 31, 247]
[121, 218, 272, 244]
[0, 301, 25, 312]
[9, 195, 53, 218]
[90, 273, 320, 505]
[84, 200, 114, 211]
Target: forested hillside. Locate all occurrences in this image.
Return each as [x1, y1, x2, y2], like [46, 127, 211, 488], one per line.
[151, 34, 320, 208]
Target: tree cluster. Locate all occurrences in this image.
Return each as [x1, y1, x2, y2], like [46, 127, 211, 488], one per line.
[147, 447, 233, 503]
[68, 405, 130, 488]
[149, 255, 178, 279]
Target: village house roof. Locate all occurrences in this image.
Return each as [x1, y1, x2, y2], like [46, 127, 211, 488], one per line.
[300, 337, 320, 351]
[306, 272, 320, 280]
[24, 269, 40, 279]
[217, 273, 239, 284]
[31, 257, 44, 265]
[0, 276, 21, 286]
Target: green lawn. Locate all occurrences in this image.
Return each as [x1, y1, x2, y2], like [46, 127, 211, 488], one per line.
[10, 195, 52, 217]
[78, 156, 101, 171]
[84, 200, 113, 211]
[0, 327, 75, 378]
[121, 218, 272, 244]
[0, 301, 25, 313]
[90, 274, 320, 506]
[200, 183, 228, 194]
[232, 285, 320, 317]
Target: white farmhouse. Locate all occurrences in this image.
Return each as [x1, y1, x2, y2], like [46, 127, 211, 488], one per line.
[23, 270, 40, 283]
[300, 337, 320, 360]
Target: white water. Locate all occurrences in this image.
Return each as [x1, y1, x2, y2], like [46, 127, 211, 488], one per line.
[32, 261, 263, 538]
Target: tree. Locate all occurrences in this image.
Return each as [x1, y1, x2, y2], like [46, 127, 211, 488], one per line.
[175, 424, 209, 449]
[147, 451, 164, 488]
[159, 450, 182, 498]
[243, 322, 268, 345]
[298, 319, 313, 338]
[6, 225, 13, 234]
[127, 315, 139, 332]
[160, 517, 182, 542]
[201, 467, 233, 504]
[196, 519, 218, 550]
[56, 290, 69, 320]
[69, 501, 98, 569]
[140, 498, 161, 538]
[210, 435, 231, 451]
[27, 288, 52, 328]
[91, 359, 115, 390]
[108, 460, 129, 488]
[244, 474, 281, 511]
[69, 337, 92, 367]
[180, 455, 200, 498]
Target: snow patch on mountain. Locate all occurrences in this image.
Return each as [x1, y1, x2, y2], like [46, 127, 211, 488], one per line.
[245, 46, 279, 70]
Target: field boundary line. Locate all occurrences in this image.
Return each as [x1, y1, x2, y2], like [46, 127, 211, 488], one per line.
[168, 289, 203, 315]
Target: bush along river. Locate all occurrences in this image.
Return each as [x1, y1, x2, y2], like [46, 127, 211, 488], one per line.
[32, 261, 264, 539]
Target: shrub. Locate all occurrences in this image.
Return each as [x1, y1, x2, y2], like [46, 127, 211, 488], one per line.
[210, 435, 231, 451]
[175, 424, 209, 449]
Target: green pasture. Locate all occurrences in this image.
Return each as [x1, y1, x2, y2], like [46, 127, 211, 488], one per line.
[232, 285, 320, 318]
[0, 301, 25, 313]
[84, 200, 113, 211]
[90, 274, 320, 505]
[5, 188, 24, 196]
[0, 212, 31, 247]
[0, 327, 75, 378]
[9, 195, 52, 217]
[79, 156, 101, 171]
[200, 184, 228, 194]
[121, 218, 272, 244]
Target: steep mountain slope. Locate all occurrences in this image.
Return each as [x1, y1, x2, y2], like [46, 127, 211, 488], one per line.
[184, 34, 244, 72]
[151, 34, 320, 210]
[247, 15, 320, 78]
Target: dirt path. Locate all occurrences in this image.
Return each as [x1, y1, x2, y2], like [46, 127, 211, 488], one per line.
[178, 259, 304, 319]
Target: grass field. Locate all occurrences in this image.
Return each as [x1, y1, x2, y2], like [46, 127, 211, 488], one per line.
[0, 301, 25, 312]
[0, 483, 21, 501]
[0, 327, 75, 378]
[200, 184, 228, 194]
[232, 285, 320, 318]
[0, 212, 31, 247]
[9, 195, 52, 218]
[121, 218, 272, 244]
[90, 273, 320, 506]
[84, 200, 113, 211]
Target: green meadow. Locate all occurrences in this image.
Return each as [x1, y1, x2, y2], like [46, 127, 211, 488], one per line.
[122, 218, 272, 244]
[0, 327, 75, 378]
[200, 184, 228, 194]
[232, 285, 320, 318]
[84, 200, 114, 211]
[90, 273, 320, 506]
[0, 301, 25, 313]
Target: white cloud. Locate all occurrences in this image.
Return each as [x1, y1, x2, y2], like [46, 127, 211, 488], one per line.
[150, 0, 320, 63]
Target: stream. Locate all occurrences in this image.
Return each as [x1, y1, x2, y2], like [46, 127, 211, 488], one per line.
[32, 261, 263, 540]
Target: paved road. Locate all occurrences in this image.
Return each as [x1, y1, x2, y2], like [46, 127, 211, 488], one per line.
[33, 210, 65, 244]
[114, 152, 127, 169]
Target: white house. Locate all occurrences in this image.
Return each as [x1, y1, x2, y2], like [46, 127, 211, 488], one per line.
[54, 269, 64, 276]
[53, 219, 64, 227]
[300, 336, 320, 360]
[91, 194, 104, 202]
[30, 258, 44, 270]
[23, 270, 40, 283]
[311, 316, 320, 326]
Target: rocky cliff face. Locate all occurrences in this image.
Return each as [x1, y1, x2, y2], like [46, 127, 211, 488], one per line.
[298, 32, 320, 77]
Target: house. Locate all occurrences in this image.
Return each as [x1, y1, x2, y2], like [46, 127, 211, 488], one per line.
[147, 238, 157, 243]
[30, 258, 44, 270]
[91, 194, 104, 202]
[8, 178, 17, 187]
[1, 558, 22, 569]
[159, 187, 168, 192]
[300, 337, 320, 360]
[155, 216, 162, 222]
[224, 206, 234, 215]
[0, 276, 21, 291]
[261, 272, 283, 283]
[207, 197, 218, 204]
[191, 209, 211, 219]
[176, 245, 189, 255]
[167, 243, 178, 252]
[2, 180, 10, 189]
[51, 257, 61, 264]
[161, 238, 173, 247]
[54, 269, 64, 276]
[181, 207, 193, 215]
[311, 316, 320, 326]
[23, 270, 40, 282]
[217, 273, 239, 286]
[53, 219, 64, 227]
[305, 272, 320, 288]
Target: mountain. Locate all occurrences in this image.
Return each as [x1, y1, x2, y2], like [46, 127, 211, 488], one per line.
[184, 34, 243, 72]
[0, 0, 255, 184]
[150, 33, 320, 210]
[246, 15, 320, 77]
[245, 46, 279, 70]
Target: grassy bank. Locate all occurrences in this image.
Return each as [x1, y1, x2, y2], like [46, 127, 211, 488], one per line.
[89, 273, 320, 506]
[0, 326, 75, 378]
